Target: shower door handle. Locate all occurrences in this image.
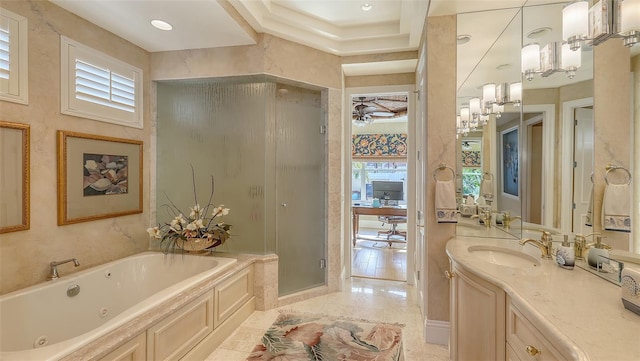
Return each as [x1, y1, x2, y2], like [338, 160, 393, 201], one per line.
[281, 203, 287, 207]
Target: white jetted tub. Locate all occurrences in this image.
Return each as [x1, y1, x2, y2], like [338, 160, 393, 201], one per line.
[0, 251, 237, 361]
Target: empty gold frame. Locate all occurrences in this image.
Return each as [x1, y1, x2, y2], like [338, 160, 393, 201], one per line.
[57, 131, 143, 225]
[0, 121, 30, 233]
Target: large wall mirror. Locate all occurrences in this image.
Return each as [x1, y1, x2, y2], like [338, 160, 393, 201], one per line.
[457, 1, 639, 258]
[456, 1, 596, 241]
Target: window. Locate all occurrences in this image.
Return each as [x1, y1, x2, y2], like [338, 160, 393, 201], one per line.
[0, 8, 28, 104]
[351, 161, 407, 205]
[61, 36, 143, 128]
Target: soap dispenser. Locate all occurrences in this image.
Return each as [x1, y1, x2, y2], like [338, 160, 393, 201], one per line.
[587, 236, 612, 269]
[556, 235, 575, 269]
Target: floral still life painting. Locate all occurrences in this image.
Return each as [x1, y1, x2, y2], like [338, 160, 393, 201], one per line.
[247, 311, 404, 361]
[147, 168, 231, 253]
[83, 153, 129, 196]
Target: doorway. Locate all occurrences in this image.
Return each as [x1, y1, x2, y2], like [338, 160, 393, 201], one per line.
[346, 89, 414, 282]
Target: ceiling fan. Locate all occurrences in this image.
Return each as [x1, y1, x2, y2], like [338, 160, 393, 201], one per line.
[352, 96, 395, 126]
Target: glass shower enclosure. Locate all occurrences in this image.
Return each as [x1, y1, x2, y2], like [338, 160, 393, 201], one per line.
[156, 75, 327, 296]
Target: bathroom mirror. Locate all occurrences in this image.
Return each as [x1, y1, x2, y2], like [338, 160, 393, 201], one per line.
[456, 1, 599, 241]
[456, 7, 523, 240]
[0, 121, 30, 233]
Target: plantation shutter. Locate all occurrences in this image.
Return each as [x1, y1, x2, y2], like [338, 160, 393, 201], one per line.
[0, 26, 9, 80]
[75, 59, 135, 113]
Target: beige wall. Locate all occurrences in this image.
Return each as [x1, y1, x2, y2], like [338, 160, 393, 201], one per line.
[593, 40, 632, 250]
[424, 15, 457, 326]
[0, 0, 152, 294]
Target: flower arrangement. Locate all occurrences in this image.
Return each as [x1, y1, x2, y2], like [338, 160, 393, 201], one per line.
[147, 169, 232, 253]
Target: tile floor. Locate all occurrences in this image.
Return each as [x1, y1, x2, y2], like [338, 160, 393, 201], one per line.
[206, 277, 450, 361]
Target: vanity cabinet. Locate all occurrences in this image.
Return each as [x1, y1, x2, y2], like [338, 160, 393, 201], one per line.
[507, 299, 568, 360]
[449, 261, 506, 361]
[449, 259, 576, 361]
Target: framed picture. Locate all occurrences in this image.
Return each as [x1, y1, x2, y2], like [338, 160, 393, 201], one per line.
[57, 131, 143, 225]
[501, 126, 519, 197]
[0, 121, 30, 233]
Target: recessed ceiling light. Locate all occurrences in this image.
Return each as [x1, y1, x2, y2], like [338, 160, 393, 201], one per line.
[361, 3, 373, 11]
[457, 34, 471, 45]
[527, 27, 551, 39]
[151, 19, 173, 31]
[496, 63, 512, 70]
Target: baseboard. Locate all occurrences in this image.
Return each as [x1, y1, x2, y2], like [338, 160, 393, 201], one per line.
[424, 319, 449, 345]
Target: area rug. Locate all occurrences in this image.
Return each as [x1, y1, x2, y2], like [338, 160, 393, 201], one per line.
[246, 311, 404, 361]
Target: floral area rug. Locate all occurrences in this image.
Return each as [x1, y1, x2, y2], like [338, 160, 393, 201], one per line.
[246, 311, 404, 361]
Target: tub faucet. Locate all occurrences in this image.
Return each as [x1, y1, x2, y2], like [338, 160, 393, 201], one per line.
[519, 231, 553, 259]
[47, 258, 80, 280]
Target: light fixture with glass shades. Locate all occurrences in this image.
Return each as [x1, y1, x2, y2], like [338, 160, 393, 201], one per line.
[563, 0, 639, 51]
[521, 41, 582, 81]
[456, 81, 522, 137]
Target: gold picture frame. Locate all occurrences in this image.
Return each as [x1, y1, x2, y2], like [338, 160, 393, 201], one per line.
[57, 131, 143, 225]
[0, 121, 30, 233]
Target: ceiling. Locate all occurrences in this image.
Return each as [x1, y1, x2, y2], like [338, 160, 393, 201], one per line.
[50, 0, 635, 83]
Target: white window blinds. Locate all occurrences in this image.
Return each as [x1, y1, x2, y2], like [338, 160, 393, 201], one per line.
[75, 60, 135, 112]
[0, 27, 9, 80]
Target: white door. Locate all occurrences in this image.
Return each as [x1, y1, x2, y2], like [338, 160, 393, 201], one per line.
[572, 107, 594, 234]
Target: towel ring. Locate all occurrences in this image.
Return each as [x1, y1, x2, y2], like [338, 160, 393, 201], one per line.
[482, 172, 493, 181]
[604, 164, 632, 185]
[432, 163, 456, 181]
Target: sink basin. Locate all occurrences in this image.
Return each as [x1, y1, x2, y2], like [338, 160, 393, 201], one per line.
[468, 245, 541, 268]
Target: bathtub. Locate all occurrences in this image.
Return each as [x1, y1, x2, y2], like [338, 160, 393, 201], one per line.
[0, 251, 237, 361]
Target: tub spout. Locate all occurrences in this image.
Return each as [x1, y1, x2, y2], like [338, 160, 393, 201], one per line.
[47, 258, 80, 280]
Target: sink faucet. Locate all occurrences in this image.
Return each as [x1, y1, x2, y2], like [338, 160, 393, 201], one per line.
[47, 258, 80, 280]
[471, 209, 492, 228]
[519, 231, 553, 259]
[501, 211, 521, 229]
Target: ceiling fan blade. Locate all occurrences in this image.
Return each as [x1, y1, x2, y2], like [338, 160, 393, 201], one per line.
[371, 111, 395, 117]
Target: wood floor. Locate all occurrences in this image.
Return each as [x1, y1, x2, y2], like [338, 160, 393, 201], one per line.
[351, 228, 407, 281]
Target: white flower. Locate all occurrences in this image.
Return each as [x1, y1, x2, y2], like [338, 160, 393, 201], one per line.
[186, 219, 204, 231]
[190, 204, 202, 219]
[213, 206, 230, 217]
[170, 214, 186, 230]
[146, 226, 161, 239]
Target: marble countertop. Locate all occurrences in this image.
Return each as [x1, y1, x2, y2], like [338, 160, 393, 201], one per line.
[446, 236, 640, 361]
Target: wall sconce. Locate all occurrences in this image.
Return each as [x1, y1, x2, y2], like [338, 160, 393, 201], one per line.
[521, 41, 582, 81]
[457, 81, 522, 136]
[563, 0, 639, 50]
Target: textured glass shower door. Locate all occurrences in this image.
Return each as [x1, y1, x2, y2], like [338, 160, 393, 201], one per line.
[274, 84, 327, 296]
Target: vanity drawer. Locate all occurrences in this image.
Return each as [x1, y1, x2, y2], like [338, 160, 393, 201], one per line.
[507, 301, 565, 361]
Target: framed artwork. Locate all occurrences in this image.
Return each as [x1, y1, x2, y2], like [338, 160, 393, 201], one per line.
[57, 130, 143, 225]
[0, 121, 30, 233]
[501, 126, 519, 197]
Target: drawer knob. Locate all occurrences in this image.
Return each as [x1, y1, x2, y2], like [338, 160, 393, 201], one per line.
[444, 270, 455, 279]
[526, 345, 541, 356]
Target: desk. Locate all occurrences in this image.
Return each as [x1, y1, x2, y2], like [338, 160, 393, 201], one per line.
[352, 206, 407, 246]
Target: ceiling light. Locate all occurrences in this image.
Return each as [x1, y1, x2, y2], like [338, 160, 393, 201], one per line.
[527, 27, 552, 39]
[151, 19, 173, 31]
[361, 3, 372, 11]
[457, 34, 471, 45]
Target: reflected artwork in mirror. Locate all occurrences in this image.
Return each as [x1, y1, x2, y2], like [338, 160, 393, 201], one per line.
[0, 121, 30, 233]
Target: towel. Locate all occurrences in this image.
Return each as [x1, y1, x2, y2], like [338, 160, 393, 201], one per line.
[601, 183, 631, 232]
[480, 177, 493, 204]
[436, 180, 457, 223]
[585, 184, 593, 227]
